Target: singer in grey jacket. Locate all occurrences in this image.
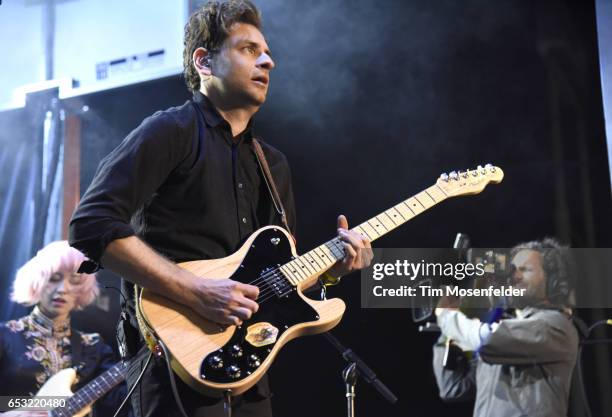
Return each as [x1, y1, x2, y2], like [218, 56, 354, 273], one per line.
[432, 239, 579, 417]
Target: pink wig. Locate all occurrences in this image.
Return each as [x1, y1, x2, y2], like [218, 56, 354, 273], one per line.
[11, 241, 99, 309]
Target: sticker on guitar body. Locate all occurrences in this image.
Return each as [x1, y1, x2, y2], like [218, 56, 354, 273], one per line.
[245, 322, 279, 347]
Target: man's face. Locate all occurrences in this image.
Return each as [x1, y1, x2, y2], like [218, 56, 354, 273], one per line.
[39, 271, 81, 319]
[511, 249, 547, 304]
[210, 23, 275, 107]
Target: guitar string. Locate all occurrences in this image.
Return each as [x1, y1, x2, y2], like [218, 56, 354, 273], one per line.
[242, 239, 346, 303]
[224, 191, 441, 299]
[253, 200, 442, 303]
[240, 237, 346, 291]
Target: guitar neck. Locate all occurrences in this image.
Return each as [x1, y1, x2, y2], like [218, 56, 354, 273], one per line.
[280, 184, 448, 285]
[50, 361, 128, 417]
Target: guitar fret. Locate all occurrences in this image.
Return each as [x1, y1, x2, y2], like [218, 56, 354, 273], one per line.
[370, 213, 397, 239]
[401, 200, 416, 216]
[424, 189, 437, 203]
[295, 257, 316, 276]
[299, 255, 318, 275]
[309, 248, 327, 272]
[388, 206, 406, 222]
[280, 265, 298, 285]
[314, 246, 335, 267]
[393, 203, 413, 221]
[367, 219, 385, 235]
[282, 263, 298, 282]
[304, 252, 324, 271]
[361, 222, 379, 239]
[434, 184, 448, 197]
[383, 210, 399, 227]
[373, 215, 391, 232]
[353, 225, 372, 241]
[414, 194, 427, 209]
[288, 267, 302, 284]
[406, 198, 424, 214]
[84, 388, 94, 401]
[287, 260, 307, 281]
[292, 260, 309, 280]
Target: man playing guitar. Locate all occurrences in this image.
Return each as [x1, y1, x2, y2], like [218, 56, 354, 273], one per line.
[69, 1, 372, 416]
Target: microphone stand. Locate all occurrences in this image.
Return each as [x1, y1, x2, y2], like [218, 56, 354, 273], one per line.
[322, 331, 398, 417]
[320, 284, 398, 417]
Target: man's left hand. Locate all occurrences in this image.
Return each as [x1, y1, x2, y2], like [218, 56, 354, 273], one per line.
[435, 292, 461, 317]
[326, 214, 373, 278]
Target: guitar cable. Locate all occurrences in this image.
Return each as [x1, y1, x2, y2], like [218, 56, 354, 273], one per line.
[112, 350, 152, 417]
[159, 339, 191, 417]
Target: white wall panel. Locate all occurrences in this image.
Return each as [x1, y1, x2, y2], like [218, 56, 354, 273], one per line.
[0, 0, 46, 108]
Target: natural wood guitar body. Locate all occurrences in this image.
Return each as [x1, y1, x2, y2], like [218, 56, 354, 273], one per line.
[139, 226, 346, 397]
[37, 369, 90, 417]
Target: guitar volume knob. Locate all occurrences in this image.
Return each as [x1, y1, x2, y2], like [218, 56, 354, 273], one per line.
[209, 355, 224, 370]
[227, 365, 242, 379]
[247, 354, 261, 368]
[230, 344, 243, 358]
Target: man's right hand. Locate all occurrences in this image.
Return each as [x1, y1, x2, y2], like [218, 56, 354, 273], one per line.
[100, 236, 260, 326]
[190, 278, 259, 326]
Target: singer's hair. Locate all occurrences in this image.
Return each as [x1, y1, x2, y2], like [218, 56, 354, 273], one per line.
[11, 241, 99, 309]
[183, 0, 262, 92]
[510, 238, 573, 306]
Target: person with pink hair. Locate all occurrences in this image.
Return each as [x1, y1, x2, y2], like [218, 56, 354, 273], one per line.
[0, 241, 128, 417]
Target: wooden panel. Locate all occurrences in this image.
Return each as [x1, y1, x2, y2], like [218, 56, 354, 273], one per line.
[62, 115, 81, 239]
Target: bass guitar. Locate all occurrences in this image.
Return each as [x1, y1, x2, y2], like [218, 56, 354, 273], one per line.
[30, 361, 128, 417]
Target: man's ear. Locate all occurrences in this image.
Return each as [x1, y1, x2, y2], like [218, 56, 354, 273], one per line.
[193, 47, 212, 77]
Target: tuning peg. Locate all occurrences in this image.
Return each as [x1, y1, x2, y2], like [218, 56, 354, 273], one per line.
[471, 169, 478, 177]
[485, 163, 494, 172]
[460, 171, 468, 178]
[440, 173, 449, 182]
[478, 164, 486, 174]
[449, 171, 458, 180]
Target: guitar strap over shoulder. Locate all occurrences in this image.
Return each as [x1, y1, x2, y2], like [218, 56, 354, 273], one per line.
[69, 329, 83, 369]
[251, 138, 295, 242]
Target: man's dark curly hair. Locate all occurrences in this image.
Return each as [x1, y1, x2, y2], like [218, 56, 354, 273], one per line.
[183, 0, 262, 92]
[510, 237, 574, 306]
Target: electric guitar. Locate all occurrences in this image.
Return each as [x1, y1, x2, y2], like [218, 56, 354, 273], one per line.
[33, 361, 128, 417]
[136, 165, 504, 397]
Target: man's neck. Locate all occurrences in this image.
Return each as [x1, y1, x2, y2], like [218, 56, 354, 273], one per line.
[200, 88, 259, 137]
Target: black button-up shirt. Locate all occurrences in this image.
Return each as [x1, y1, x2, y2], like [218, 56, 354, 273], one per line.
[69, 92, 296, 268]
[69, 92, 294, 403]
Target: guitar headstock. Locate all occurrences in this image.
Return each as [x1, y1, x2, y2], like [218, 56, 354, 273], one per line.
[436, 164, 504, 197]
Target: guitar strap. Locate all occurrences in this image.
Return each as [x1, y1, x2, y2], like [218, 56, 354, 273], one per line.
[69, 329, 83, 371]
[251, 138, 295, 242]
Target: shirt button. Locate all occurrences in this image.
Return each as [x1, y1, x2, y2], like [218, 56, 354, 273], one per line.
[238, 183, 243, 189]
[242, 217, 247, 224]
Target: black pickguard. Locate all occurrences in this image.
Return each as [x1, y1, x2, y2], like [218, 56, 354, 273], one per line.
[199, 227, 319, 383]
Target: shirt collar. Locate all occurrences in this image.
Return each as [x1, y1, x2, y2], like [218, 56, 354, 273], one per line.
[193, 91, 255, 143]
[193, 90, 225, 128]
[30, 306, 71, 338]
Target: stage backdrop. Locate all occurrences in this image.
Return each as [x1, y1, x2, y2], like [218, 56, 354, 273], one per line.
[0, 1, 610, 416]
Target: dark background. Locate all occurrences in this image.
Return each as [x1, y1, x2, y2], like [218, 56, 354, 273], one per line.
[1, 0, 611, 416]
